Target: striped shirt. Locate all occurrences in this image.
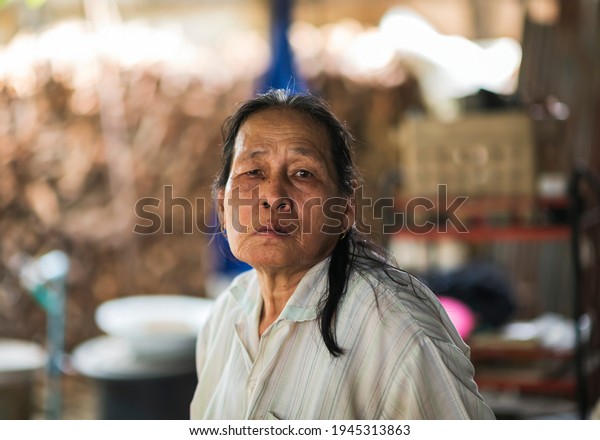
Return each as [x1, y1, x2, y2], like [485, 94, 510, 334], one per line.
[190, 257, 495, 420]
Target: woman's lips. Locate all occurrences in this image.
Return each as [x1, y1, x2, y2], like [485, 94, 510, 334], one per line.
[254, 223, 296, 235]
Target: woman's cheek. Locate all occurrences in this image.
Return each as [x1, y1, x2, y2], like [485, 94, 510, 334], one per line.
[226, 203, 254, 235]
[317, 198, 348, 234]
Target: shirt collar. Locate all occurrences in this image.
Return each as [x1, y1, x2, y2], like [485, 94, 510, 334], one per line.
[230, 272, 259, 318]
[229, 256, 330, 323]
[278, 257, 330, 322]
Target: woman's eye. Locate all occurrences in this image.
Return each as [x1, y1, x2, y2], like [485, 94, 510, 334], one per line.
[294, 170, 313, 178]
[245, 169, 262, 177]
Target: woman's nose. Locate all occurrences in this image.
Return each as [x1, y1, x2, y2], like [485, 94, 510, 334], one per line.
[260, 177, 292, 212]
[261, 198, 291, 212]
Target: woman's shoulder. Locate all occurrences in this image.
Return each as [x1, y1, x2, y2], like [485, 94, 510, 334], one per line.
[347, 265, 432, 314]
[347, 265, 469, 353]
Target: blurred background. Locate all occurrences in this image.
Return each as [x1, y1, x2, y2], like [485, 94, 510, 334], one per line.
[0, 0, 599, 421]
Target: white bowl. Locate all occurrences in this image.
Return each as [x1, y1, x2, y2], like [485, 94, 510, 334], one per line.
[95, 295, 214, 360]
[0, 339, 46, 384]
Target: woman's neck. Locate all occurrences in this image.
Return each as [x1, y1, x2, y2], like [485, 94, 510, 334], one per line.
[254, 266, 310, 337]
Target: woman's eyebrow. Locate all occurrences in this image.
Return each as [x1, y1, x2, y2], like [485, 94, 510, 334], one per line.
[236, 148, 267, 161]
[236, 145, 326, 163]
[289, 146, 324, 161]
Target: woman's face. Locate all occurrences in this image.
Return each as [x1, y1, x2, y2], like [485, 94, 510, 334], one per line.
[219, 108, 353, 273]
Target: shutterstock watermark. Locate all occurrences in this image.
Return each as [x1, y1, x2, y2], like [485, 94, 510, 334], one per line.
[133, 184, 468, 235]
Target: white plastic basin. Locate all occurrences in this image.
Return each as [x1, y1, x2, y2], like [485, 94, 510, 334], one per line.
[95, 295, 213, 360]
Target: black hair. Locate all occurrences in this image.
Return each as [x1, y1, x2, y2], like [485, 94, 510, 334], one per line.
[214, 89, 408, 357]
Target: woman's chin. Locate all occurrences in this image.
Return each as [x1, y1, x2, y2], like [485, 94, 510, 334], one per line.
[236, 253, 297, 270]
[231, 235, 336, 272]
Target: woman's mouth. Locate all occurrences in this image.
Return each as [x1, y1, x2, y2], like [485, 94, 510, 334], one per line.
[254, 223, 296, 235]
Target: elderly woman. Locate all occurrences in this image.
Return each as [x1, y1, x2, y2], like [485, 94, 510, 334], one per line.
[190, 90, 494, 420]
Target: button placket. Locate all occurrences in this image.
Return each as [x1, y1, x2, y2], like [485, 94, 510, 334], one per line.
[245, 321, 292, 418]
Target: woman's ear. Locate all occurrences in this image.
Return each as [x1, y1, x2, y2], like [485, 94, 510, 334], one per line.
[345, 202, 356, 233]
[216, 189, 225, 226]
[344, 189, 356, 233]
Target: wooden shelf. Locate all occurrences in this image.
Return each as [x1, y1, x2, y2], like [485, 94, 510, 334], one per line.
[471, 342, 575, 398]
[470, 345, 573, 362]
[392, 225, 570, 242]
[389, 212, 577, 402]
[475, 376, 575, 397]
[536, 197, 569, 209]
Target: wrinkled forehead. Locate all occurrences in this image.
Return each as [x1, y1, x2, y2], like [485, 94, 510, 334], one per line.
[234, 108, 334, 160]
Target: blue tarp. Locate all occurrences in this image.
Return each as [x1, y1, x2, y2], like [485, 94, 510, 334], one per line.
[258, 0, 307, 93]
[214, 0, 308, 278]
